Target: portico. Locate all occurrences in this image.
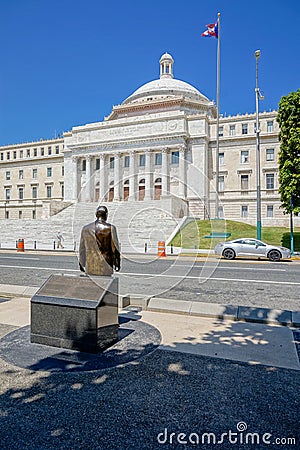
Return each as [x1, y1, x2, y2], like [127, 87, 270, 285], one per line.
[68, 146, 188, 203]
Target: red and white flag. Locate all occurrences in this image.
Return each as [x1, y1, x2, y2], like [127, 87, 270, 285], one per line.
[201, 21, 218, 38]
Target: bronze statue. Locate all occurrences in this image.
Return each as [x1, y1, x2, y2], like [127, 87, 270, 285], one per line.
[79, 205, 120, 276]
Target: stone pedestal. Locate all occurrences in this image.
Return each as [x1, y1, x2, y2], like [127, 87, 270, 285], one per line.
[31, 274, 119, 353]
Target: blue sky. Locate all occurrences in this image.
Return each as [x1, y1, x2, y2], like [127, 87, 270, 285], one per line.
[0, 0, 299, 145]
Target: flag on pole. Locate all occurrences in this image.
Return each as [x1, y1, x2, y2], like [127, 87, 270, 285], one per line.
[201, 21, 218, 38]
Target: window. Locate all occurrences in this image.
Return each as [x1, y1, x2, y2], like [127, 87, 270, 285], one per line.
[61, 184, 64, 198]
[230, 125, 235, 136]
[5, 189, 10, 200]
[47, 167, 52, 177]
[171, 151, 179, 164]
[267, 121, 274, 132]
[55, 146, 59, 154]
[242, 124, 248, 135]
[32, 210, 36, 220]
[13, 151, 17, 159]
[241, 151, 249, 164]
[32, 186, 37, 199]
[5, 211, 9, 219]
[241, 205, 248, 218]
[218, 126, 223, 137]
[47, 186, 52, 198]
[139, 154, 146, 167]
[19, 187, 24, 200]
[7, 152, 10, 160]
[266, 148, 274, 161]
[41, 147, 44, 156]
[95, 159, 100, 170]
[27, 149, 30, 157]
[266, 173, 274, 190]
[0, 153, 3, 160]
[219, 152, 224, 166]
[241, 174, 249, 190]
[6, 171, 10, 180]
[155, 153, 162, 166]
[34, 148, 37, 156]
[48, 146, 52, 155]
[109, 157, 114, 169]
[19, 170, 23, 180]
[218, 175, 225, 192]
[20, 150, 23, 158]
[267, 205, 274, 217]
[124, 156, 130, 168]
[82, 159, 86, 171]
[33, 168, 38, 178]
[19, 211, 22, 220]
[62, 166, 64, 176]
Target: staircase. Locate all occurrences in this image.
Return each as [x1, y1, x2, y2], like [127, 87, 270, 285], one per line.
[0, 200, 181, 253]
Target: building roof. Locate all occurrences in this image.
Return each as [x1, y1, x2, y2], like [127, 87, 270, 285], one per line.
[122, 53, 209, 105]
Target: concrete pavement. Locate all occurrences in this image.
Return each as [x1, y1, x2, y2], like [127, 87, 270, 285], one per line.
[0, 287, 299, 371]
[0, 285, 300, 448]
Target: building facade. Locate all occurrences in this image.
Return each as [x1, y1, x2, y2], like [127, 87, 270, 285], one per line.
[0, 53, 292, 225]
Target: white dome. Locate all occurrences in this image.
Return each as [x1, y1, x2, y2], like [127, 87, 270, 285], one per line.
[123, 53, 209, 105]
[123, 77, 209, 104]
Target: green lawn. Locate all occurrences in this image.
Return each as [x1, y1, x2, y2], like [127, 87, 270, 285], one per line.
[170, 219, 300, 250]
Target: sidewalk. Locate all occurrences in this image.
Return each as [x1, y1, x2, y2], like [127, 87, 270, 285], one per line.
[0, 290, 299, 448]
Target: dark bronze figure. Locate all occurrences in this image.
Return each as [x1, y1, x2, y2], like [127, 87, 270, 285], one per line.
[79, 205, 120, 276]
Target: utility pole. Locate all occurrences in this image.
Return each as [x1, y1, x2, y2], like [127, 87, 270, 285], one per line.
[255, 50, 263, 240]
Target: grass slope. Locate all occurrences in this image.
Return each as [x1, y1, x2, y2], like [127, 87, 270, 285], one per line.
[170, 219, 300, 250]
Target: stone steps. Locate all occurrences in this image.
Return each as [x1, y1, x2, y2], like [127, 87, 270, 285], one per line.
[0, 200, 180, 253]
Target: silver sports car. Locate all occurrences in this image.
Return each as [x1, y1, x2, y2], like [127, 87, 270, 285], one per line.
[215, 238, 291, 261]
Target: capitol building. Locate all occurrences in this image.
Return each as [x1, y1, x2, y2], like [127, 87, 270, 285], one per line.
[0, 53, 291, 233]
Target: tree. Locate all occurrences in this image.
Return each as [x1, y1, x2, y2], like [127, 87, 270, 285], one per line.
[277, 89, 300, 214]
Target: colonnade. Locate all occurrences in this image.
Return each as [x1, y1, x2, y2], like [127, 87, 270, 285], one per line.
[71, 146, 187, 202]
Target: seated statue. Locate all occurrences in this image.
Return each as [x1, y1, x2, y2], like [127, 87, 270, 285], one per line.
[79, 205, 120, 276]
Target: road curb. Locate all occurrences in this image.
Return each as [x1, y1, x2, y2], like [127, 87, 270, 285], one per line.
[1, 284, 300, 328]
[125, 295, 300, 328]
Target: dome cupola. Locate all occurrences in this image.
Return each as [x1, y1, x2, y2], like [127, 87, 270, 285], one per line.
[159, 52, 174, 79]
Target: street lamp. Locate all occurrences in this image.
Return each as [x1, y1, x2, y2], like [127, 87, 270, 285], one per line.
[255, 49, 263, 240]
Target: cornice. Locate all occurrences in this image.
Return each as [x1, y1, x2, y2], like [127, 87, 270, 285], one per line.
[0, 137, 64, 151]
[106, 96, 211, 120]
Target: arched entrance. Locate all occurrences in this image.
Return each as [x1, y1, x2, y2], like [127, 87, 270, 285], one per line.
[139, 179, 145, 201]
[154, 177, 162, 200]
[123, 180, 129, 201]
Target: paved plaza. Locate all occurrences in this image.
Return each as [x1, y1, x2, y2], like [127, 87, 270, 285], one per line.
[0, 291, 299, 449]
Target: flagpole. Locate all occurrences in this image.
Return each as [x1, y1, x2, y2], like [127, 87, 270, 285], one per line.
[215, 12, 221, 219]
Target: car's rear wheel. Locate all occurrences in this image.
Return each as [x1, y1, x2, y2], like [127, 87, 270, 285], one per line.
[268, 249, 281, 262]
[223, 248, 236, 260]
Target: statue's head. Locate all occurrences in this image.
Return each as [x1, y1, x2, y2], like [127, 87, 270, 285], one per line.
[96, 205, 108, 220]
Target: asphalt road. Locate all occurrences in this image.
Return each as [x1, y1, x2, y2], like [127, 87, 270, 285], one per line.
[0, 252, 299, 310]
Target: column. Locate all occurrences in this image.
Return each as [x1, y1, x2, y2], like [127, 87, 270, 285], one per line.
[85, 155, 92, 202]
[113, 153, 121, 201]
[128, 150, 136, 201]
[99, 154, 106, 202]
[161, 147, 169, 196]
[144, 149, 152, 200]
[72, 156, 79, 201]
[178, 145, 187, 199]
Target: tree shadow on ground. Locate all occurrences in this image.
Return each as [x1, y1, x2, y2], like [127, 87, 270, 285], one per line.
[0, 311, 299, 449]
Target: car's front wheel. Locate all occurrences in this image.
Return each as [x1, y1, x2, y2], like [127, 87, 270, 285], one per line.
[223, 248, 236, 260]
[268, 249, 281, 262]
